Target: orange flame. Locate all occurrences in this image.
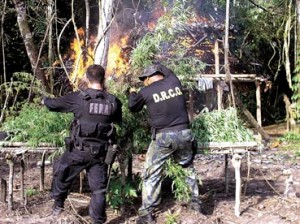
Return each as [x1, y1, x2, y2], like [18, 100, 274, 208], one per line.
[69, 28, 94, 86]
[106, 35, 130, 76]
[147, 21, 156, 31]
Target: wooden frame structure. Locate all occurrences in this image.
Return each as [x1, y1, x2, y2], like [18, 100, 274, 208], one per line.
[198, 142, 261, 216]
[191, 73, 265, 127]
[189, 39, 268, 216]
[0, 141, 57, 211]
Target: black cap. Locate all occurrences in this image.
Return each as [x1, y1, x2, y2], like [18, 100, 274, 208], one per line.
[138, 64, 163, 81]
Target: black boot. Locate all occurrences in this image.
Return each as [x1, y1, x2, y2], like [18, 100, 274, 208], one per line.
[136, 213, 155, 224]
[52, 201, 64, 216]
[52, 205, 63, 216]
[189, 197, 202, 212]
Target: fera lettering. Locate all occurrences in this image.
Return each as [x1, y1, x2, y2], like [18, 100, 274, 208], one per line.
[89, 103, 112, 115]
[153, 87, 183, 103]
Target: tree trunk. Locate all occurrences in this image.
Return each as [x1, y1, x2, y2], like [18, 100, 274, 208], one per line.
[283, 0, 292, 88]
[224, 0, 236, 108]
[47, 0, 54, 94]
[296, 0, 300, 104]
[94, 0, 115, 68]
[12, 0, 48, 90]
[85, 0, 90, 47]
[1, 0, 7, 84]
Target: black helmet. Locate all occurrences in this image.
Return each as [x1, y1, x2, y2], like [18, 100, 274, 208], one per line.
[138, 64, 163, 81]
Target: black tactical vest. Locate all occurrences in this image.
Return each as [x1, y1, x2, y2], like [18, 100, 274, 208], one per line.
[71, 90, 116, 151]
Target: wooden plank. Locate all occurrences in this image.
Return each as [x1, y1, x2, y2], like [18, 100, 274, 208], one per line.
[0, 141, 56, 147]
[207, 149, 257, 154]
[0, 148, 58, 154]
[198, 142, 258, 148]
[189, 74, 265, 82]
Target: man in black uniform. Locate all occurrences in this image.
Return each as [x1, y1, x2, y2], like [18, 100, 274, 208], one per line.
[129, 63, 200, 224]
[43, 64, 122, 224]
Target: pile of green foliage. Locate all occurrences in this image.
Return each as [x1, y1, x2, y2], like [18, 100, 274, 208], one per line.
[106, 80, 151, 153]
[130, 0, 206, 86]
[191, 107, 255, 143]
[2, 103, 72, 147]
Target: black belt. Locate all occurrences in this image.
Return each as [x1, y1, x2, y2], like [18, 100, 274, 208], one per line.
[156, 123, 189, 134]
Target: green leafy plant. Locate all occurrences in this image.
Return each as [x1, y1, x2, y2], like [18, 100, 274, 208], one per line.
[279, 131, 300, 153]
[130, 0, 206, 81]
[292, 56, 300, 117]
[164, 209, 180, 224]
[281, 132, 300, 142]
[164, 159, 194, 202]
[0, 72, 46, 118]
[2, 103, 72, 147]
[191, 107, 255, 143]
[25, 187, 39, 197]
[107, 80, 151, 153]
[106, 168, 139, 209]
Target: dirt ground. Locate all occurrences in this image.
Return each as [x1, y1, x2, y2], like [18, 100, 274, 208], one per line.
[0, 123, 300, 224]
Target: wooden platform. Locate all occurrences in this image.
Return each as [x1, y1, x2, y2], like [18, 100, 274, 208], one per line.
[198, 141, 262, 216]
[0, 141, 59, 211]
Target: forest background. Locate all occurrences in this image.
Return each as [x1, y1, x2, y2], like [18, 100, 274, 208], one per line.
[0, 0, 299, 126]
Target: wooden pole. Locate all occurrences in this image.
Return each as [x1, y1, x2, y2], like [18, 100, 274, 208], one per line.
[0, 178, 7, 203]
[255, 80, 262, 140]
[188, 89, 194, 120]
[20, 156, 25, 202]
[224, 0, 236, 108]
[39, 150, 46, 191]
[214, 40, 222, 111]
[6, 156, 14, 211]
[232, 153, 242, 217]
[79, 172, 84, 194]
[235, 94, 270, 141]
[225, 154, 229, 194]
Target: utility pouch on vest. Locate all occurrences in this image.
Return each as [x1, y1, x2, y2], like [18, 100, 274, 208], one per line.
[105, 144, 118, 165]
[82, 138, 108, 156]
[64, 137, 74, 152]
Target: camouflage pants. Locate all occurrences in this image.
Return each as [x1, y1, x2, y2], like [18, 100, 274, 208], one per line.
[138, 129, 199, 216]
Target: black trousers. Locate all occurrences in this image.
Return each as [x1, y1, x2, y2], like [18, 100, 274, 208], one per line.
[51, 149, 108, 223]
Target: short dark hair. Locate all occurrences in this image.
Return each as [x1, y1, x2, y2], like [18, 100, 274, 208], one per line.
[86, 64, 105, 84]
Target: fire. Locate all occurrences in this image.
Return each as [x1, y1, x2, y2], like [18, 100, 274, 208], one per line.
[147, 21, 156, 31]
[106, 35, 130, 76]
[69, 27, 94, 87]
